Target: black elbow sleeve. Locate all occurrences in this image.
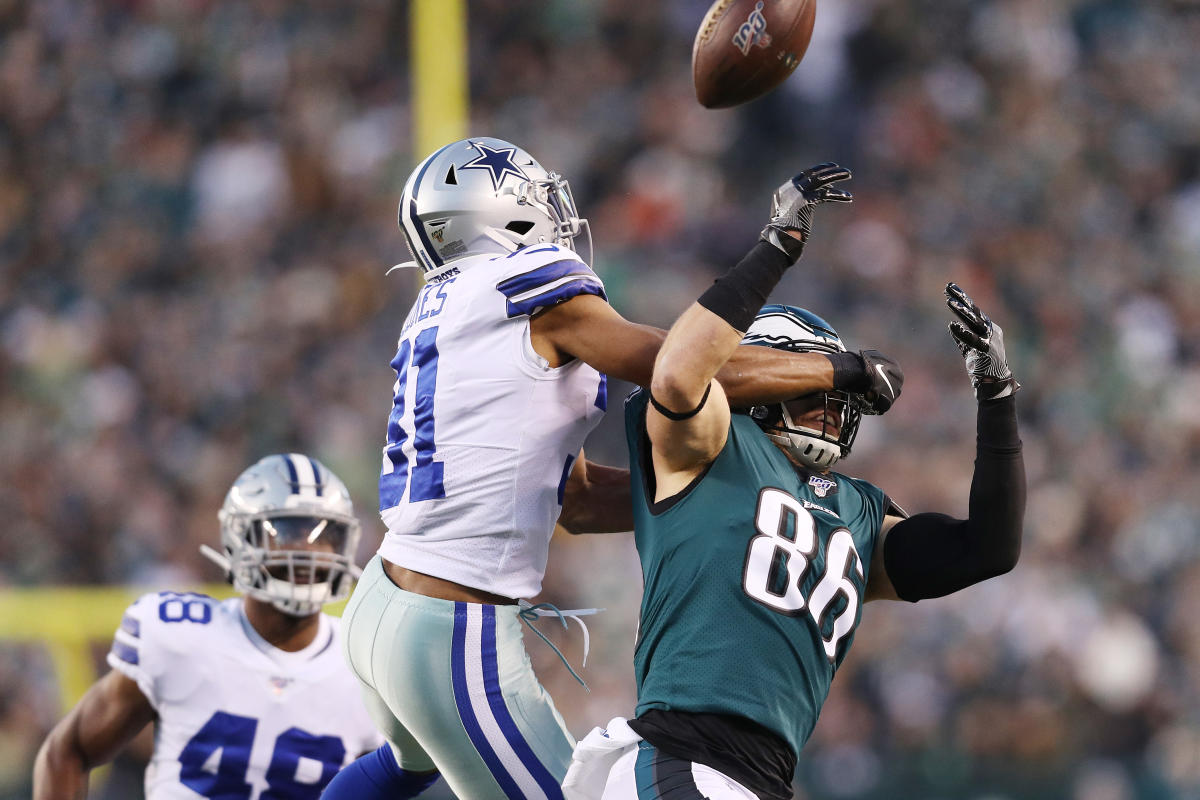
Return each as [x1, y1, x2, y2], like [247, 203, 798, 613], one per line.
[883, 395, 1025, 602]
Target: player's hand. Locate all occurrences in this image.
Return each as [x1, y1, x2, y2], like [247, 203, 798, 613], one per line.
[945, 282, 1020, 401]
[760, 162, 853, 263]
[855, 349, 904, 414]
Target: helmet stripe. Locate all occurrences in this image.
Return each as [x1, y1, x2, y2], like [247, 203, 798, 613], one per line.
[307, 456, 324, 496]
[282, 454, 301, 494]
[405, 142, 457, 270]
[288, 452, 318, 497]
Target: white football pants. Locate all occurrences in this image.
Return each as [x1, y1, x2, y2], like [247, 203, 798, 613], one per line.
[342, 555, 575, 800]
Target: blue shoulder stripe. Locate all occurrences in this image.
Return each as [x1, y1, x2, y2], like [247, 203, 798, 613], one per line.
[120, 613, 140, 638]
[111, 639, 139, 666]
[496, 258, 596, 299]
[505, 279, 606, 318]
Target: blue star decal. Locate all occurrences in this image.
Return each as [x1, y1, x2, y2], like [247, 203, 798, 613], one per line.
[459, 141, 528, 190]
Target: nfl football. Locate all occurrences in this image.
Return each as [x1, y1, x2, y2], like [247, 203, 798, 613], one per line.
[692, 0, 817, 109]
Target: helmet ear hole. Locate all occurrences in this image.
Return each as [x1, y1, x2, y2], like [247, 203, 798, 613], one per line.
[444, 166, 458, 185]
[505, 220, 535, 235]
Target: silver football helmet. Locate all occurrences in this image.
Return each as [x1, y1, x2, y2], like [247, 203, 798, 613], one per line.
[742, 305, 863, 471]
[203, 454, 362, 616]
[396, 137, 590, 279]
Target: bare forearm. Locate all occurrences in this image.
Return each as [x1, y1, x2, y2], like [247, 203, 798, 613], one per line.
[560, 462, 632, 533]
[34, 670, 155, 799]
[33, 727, 89, 800]
[718, 347, 835, 406]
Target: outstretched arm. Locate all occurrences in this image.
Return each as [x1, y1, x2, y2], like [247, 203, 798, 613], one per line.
[531, 294, 843, 405]
[529, 186, 898, 412]
[867, 283, 1025, 602]
[34, 669, 156, 800]
[648, 163, 855, 498]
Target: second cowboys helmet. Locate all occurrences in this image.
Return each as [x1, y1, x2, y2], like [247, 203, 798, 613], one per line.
[204, 454, 362, 617]
[397, 137, 590, 278]
[742, 305, 863, 471]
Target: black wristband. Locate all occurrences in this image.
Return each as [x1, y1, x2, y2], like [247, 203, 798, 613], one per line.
[825, 351, 869, 393]
[697, 241, 792, 333]
[650, 384, 712, 421]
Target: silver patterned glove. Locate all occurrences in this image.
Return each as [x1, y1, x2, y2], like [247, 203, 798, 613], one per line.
[945, 282, 1020, 401]
[760, 162, 853, 263]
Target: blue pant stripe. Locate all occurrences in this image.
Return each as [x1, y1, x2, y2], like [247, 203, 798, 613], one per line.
[450, 603, 524, 799]
[480, 605, 564, 799]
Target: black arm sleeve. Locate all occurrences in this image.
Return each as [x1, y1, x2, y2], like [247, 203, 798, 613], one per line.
[697, 241, 792, 333]
[882, 394, 1025, 601]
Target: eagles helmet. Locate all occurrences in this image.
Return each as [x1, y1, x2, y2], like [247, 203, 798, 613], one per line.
[396, 137, 590, 279]
[742, 305, 863, 471]
[203, 454, 362, 617]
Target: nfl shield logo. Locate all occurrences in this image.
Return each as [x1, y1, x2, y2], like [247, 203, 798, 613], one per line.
[808, 475, 837, 498]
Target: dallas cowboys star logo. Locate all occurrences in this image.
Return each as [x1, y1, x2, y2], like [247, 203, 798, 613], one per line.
[460, 141, 528, 190]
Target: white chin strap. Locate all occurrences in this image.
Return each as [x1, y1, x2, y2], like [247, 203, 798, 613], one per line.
[766, 405, 841, 471]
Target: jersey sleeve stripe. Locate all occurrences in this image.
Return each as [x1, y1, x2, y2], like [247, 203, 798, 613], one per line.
[506, 273, 604, 305]
[110, 639, 139, 665]
[496, 258, 599, 299]
[504, 279, 606, 319]
[120, 612, 140, 638]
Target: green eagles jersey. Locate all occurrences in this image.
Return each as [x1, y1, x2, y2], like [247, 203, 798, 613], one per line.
[625, 389, 889, 759]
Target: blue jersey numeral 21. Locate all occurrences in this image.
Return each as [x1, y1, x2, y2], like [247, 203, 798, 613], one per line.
[178, 711, 345, 799]
[380, 326, 446, 509]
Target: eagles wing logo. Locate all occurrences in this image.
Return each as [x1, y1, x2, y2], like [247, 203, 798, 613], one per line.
[459, 142, 528, 191]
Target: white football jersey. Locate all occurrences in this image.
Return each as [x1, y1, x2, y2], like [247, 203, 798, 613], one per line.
[106, 592, 382, 800]
[377, 243, 608, 598]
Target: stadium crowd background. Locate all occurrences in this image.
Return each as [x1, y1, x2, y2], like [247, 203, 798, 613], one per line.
[2, 0, 1199, 797]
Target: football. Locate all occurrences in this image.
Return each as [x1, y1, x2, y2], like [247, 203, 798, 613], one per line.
[692, 0, 817, 109]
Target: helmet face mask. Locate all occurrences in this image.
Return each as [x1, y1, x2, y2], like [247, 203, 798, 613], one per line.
[751, 391, 862, 472]
[742, 305, 863, 471]
[214, 455, 362, 617]
[398, 138, 590, 278]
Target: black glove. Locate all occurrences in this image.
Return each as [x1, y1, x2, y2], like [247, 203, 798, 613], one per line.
[945, 282, 1020, 401]
[828, 349, 904, 414]
[760, 162, 853, 263]
[856, 349, 904, 414]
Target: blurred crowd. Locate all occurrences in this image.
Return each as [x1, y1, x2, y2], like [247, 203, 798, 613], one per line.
[2, 0, 1198, 797]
